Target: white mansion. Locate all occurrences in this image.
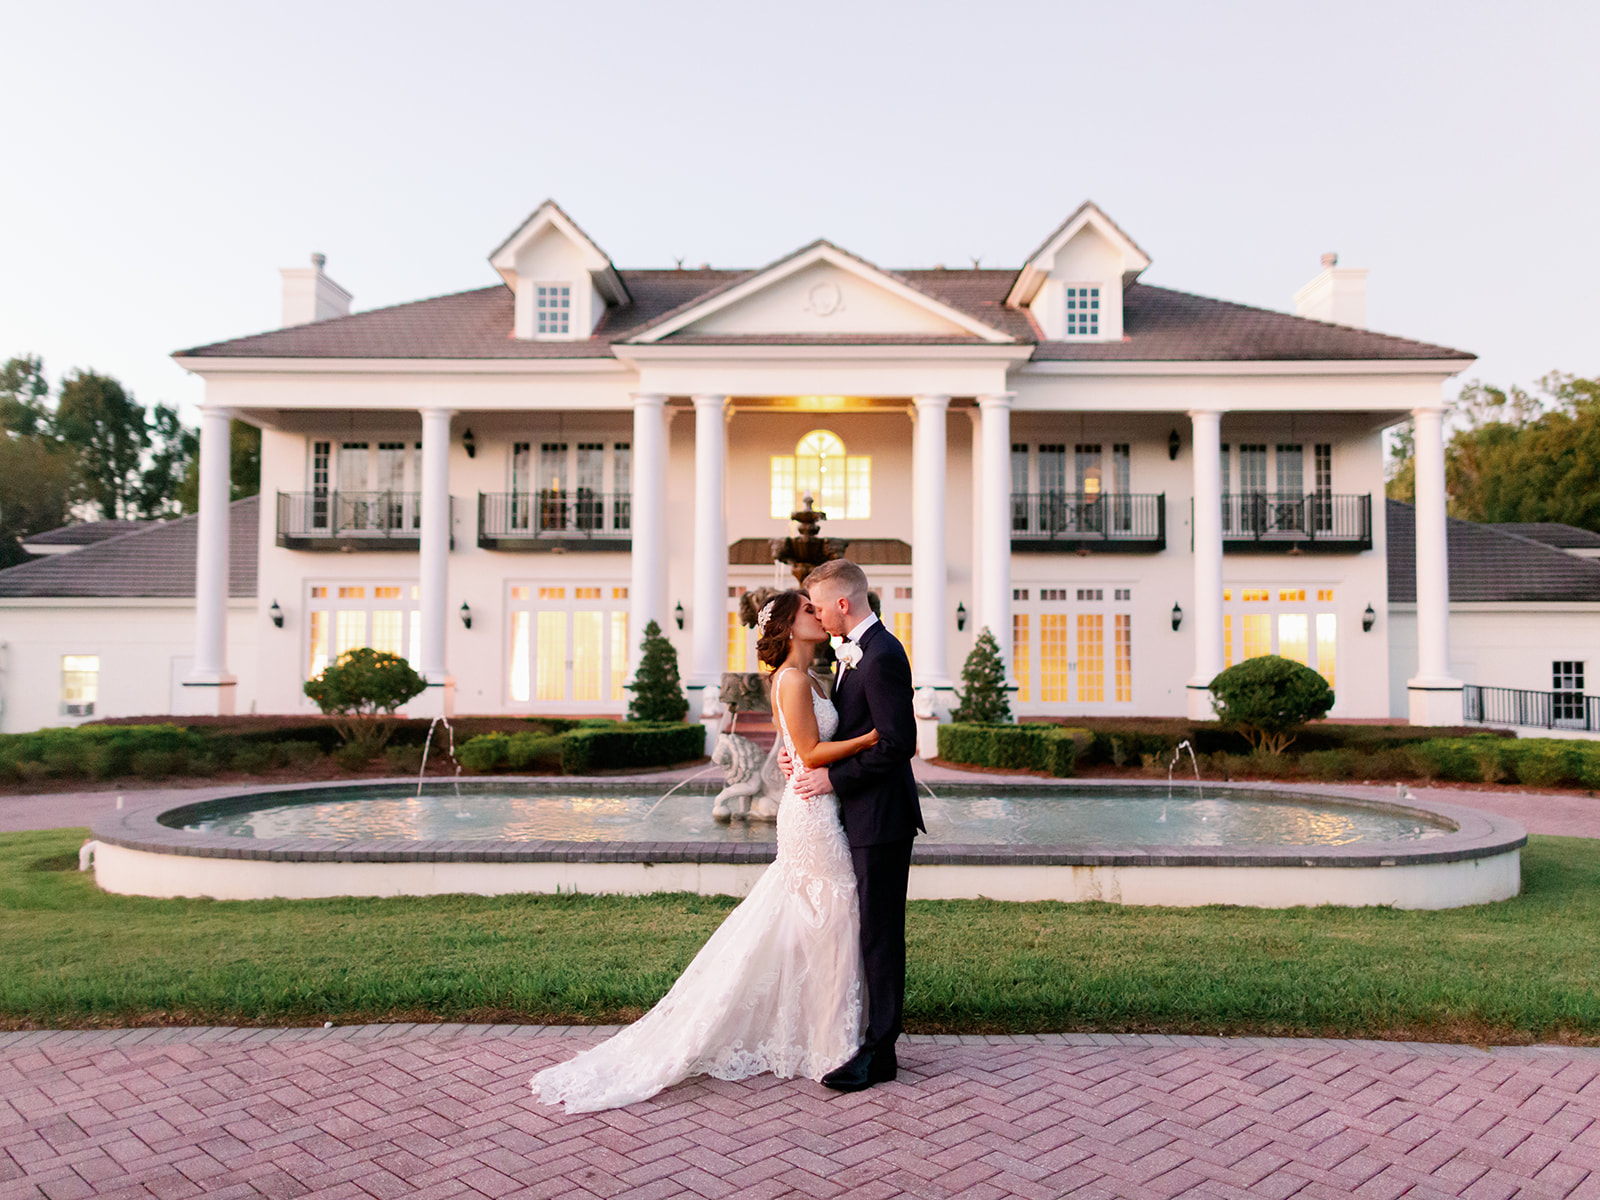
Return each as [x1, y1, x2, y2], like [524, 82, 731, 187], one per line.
[7, 200, 1553, 733]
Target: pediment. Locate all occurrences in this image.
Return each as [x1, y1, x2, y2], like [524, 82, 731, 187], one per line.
[628, 241, 1013, 344]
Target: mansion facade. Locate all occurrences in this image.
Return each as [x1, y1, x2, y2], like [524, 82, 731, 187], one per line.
[1, 201, 1481, 731]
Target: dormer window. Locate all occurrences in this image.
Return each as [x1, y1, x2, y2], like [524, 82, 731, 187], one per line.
[1065, 286, 1100, 336]
[536, 284, 571, 335]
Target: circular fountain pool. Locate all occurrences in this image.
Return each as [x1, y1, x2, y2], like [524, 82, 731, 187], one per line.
[88, 779, 1525, 910]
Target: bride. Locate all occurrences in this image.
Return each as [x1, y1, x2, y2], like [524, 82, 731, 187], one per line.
[530, 589, 877, 1113]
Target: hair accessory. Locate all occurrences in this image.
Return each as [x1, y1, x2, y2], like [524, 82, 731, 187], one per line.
[756, 599, 777, 634]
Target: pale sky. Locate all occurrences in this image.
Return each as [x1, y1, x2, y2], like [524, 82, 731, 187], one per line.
[4, 0, 1596, 423]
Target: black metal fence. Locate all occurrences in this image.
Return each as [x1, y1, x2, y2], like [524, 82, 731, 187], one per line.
[1220, 492, 1371, 548]
[478, 491, 631, 544]
[1009, 492, 1165, 546]
[277, 491, 421, 540]
[1464, 684, 1600, 732]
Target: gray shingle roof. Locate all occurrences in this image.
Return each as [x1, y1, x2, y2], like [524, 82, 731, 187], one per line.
[21, 520, 149, 549]
[1387, 499, 1600, 604]
[0, 498, 258, 599]
[177, 271, 1472, 364]
[1486, 522, 1600, 551]
[729, 537, 911, 567]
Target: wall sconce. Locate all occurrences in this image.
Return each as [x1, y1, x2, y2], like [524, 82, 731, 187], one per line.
[1362, 603, 1376, 633]
[1168, 429, 1181, 460]
[955, 602, 967, 632]
[674, 601, 685, 630]
[459, 602, 472, 630]
[269, 600, 284, 629]
[462, 428, 476, 459]
[1171, 602, 1183, 631]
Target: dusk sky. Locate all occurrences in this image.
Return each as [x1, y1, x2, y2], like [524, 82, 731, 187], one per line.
[4, 0, 1595, 422]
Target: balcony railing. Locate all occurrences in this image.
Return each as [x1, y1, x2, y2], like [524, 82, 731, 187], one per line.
[1464, 684, 1600, 732]
[478, 490, 632, 551]
[1217, 492, 1372, 553]
[276, 491, 439, 551]
[1010, 492, 1166, 553]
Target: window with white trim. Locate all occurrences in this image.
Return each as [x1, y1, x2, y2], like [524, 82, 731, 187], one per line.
[61, 655, 98, 716]
[769, 430, 870, 519]
[306, 583, 422, 682]
[1065, 286, 1100, 336]
[535, 284, 571, 335]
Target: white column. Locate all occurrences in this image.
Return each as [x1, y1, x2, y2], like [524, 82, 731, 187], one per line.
[912, 394, 951, 687]
[1187, 409, 1224, 719]
[977, 392, 1014, 677]
[690, 394, 729, 688]
[629, 394, 670, 670]
[183, 405, 235, 713]
[966, 406, 984, 637]
[415, 407, 455, 716]
[1408, 405, 1462, 724]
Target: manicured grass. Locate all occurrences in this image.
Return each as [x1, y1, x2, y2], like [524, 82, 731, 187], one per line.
[4, 827, 1598, 1042]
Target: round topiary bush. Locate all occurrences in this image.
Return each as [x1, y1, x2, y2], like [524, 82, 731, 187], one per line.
[1209, 655, 1334, 755]
[303, 648, 428, 753]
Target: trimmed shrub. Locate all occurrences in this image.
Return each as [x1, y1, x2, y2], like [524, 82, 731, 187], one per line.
[1209, 656, 1335, 755]
[281, 741, 324, 768]
[935, 723, 1080, 777]
[383, 744, 424, 775]
[560, 723, 707, 774]
[334, 743, 374, 772]
[626, 621, 689, 723]
[950, 628, 1011, 724]
[505, 732, 564, 771]
[458, 734, 510, 773]
[303, 648, 428, 752]
[1507, 739, 1578, 788]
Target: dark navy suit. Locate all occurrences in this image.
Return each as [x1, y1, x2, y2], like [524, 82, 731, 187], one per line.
[826, 618, 924, 1054]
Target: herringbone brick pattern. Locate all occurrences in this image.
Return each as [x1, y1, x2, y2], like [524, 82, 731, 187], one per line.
[2, 1027, 1598, 1199]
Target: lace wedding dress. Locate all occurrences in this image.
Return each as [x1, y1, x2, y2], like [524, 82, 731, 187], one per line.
[530, 669, 865, 1113]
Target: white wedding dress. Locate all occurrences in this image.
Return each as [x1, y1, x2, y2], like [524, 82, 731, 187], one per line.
[530, 669, 866, 1113]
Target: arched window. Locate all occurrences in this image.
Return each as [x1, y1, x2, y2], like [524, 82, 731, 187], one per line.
[770, 430, 871, 519]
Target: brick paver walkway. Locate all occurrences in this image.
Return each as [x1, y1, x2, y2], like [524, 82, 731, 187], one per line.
[4, 1026, 1598, 1200]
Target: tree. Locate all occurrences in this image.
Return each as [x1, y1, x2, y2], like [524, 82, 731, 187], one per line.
[54, 370, 150, 520]
[303, 648, 427, 752]
[0, 356, 50, 438]
[950, 627, 1012, 724]
[0, 435, 74, 567]
[626, 620, 689, 722]
[175, 419, 261, 512]
[136, 404, 199, 518]
[1209, 655, 1334, 755]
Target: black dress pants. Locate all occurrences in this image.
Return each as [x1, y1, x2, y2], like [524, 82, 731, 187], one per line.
[850, 838, 914, 1052]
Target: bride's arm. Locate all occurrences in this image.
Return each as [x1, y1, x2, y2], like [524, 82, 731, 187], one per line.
[776, 670, 879, 770]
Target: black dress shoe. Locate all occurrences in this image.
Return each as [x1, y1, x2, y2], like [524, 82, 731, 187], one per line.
[823, 1046, 898, 1092]
[867, 1046, 898, 1083]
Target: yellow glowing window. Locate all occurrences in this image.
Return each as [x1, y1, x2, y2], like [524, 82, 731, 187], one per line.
[1242, 614, 1271, 660]
[539, 587, 565, 600]
[1316, 614, 1337, 689]
[1076, 614, 1104, 703]
[372, 611, 403, 657]
[1242, 589, 1269, 603]
[511, 586, 530, 600]
[613, 587, 629, 600]
[1013, 614, 1030, 703]
[1317, 588, 1334, 603]
[576, 587, 601, 600]
[1279, 589, 1305, 603]
[1040, 614, 1070, 701]
[338, 586, 365, 599]
[1278, 614, 1309, 665]
[410, 585, 419, 600]
[1223, 615, 1233, 668]
[796, 429, 847, 514]
[308, 611, 329, 677]
[310, 586, 327, 599]
[893, 612, 913, 672]
[510, 611, 531, 703]
[536, 612, 565, 701]
[727, 611, 745, 672]
[407, 612, 421, 670]
[1114, 614, 1132, 702]
[770, 456, 796, 518]
[62, 655, 98, 711]
[610, 612, 629, 701]
[846, 457, 872, 519]
[336, 610, 367, 658]
[374, 586, 400, 599]
[573, 612, 602, 702]
[1222, 588, 1231, 602]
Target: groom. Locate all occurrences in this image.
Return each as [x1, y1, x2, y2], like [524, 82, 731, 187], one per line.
[789, 558, 924, 1091]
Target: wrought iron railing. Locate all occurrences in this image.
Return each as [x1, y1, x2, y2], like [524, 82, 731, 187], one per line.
[277, 491, 422, 542]
[478, 491, 631, 547]
[1009, 492, 1165, 549]
[1464, 684, 1600, 732]
[1220, 492, 1371, 549]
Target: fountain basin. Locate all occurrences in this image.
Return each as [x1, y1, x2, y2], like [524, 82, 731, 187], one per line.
[87, 780, 1525, 910]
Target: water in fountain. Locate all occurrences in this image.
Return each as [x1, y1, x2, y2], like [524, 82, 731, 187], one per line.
[1165, 739, 1204, 822]
[415, 716, 466, 814]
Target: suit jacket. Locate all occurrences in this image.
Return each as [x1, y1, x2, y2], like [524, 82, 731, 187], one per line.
[826, 620, 925, 847]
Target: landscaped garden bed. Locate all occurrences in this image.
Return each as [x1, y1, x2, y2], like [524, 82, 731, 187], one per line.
[4, 825, 1598, 1043]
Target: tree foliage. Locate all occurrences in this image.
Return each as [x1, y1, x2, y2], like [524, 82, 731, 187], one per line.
[302, 647, 428, 751]
[176, 419, 261, 512]
[951, 627, 1012, 724]
[1209, 655, 1335, 755]
[626, 620, 689, 723]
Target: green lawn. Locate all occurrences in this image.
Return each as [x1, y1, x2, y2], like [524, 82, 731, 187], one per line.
[4, 827, 1598, 1043]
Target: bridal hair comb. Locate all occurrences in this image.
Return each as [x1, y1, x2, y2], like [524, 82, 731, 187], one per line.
[756, 599, 777, 634]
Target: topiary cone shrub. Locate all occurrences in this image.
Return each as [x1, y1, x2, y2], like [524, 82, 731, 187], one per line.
[626, 620, 689, 723]
[303, 648, 428, 755]
[1209, 655, 1334, 755]
[951, 627, 1012, 724]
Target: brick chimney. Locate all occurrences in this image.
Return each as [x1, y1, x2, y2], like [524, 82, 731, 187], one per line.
[279, 253, 353, 327]
[1293, 252, 1368, 329]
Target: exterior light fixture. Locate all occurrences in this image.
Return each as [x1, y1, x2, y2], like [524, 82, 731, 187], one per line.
[462, 428, 476, 459]
[269, 600, 284, 628]
[459, 602, 472, 630]
[674, 601, 685, 630]
[956, 602, 967, 632]
[1362, 603, 1376, 633]
[1168, 429, 1181, 460]
[1171, 602, 1183, 631]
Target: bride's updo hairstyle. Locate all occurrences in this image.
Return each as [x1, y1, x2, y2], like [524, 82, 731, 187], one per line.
[755, 590, 808, 670]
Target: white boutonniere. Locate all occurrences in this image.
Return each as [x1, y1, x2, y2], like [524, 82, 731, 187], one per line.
[836, 641, 864, 672]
